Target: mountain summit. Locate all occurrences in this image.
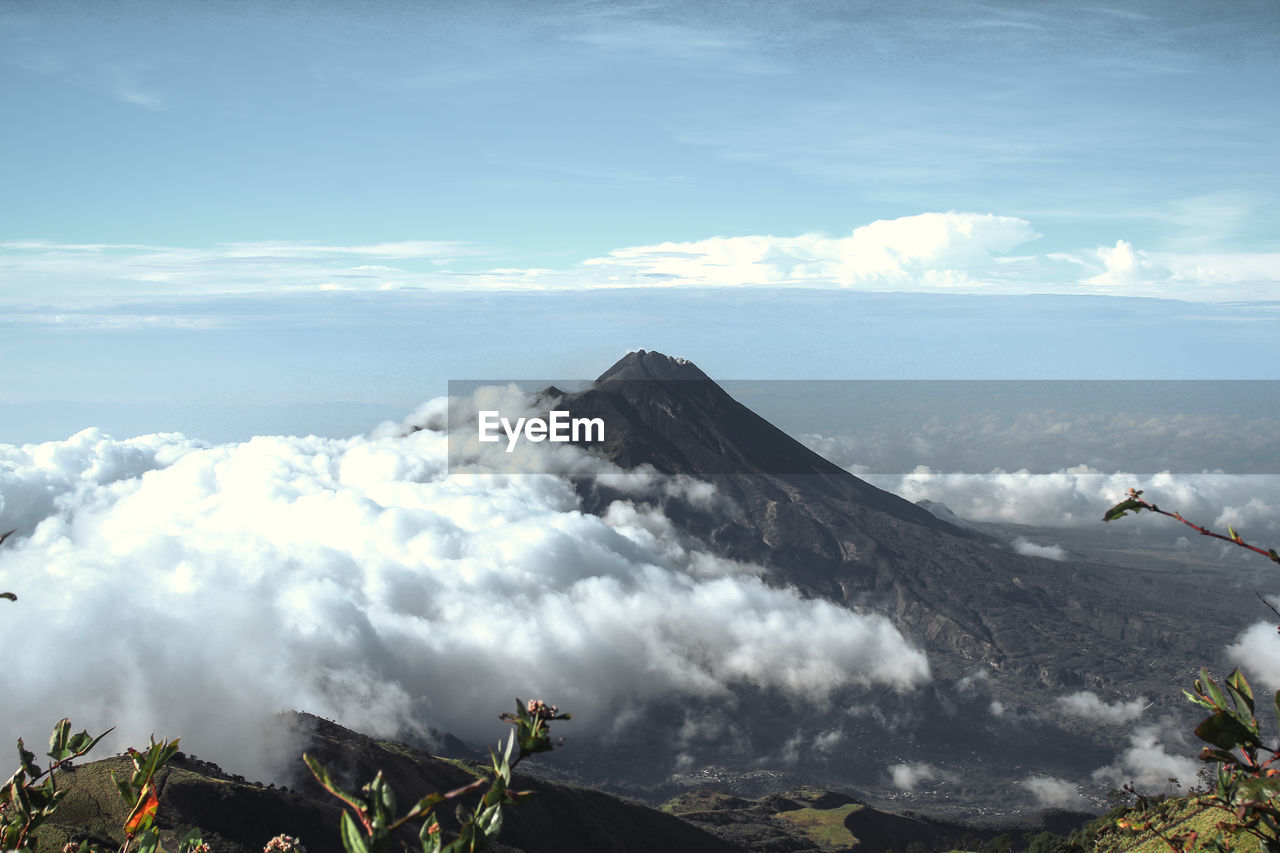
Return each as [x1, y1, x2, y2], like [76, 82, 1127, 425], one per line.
[559, 352, 1228, 694]
[595, 349, 712, 383]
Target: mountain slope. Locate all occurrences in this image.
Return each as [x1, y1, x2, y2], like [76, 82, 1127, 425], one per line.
[33, 712, 747, 853]
[556, 350, 1231, 696]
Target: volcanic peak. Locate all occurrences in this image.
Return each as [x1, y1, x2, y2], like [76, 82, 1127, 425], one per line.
[596, 349, 712, 384]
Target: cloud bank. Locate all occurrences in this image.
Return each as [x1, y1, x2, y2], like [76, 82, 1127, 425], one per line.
[5, 212, 1280, 308]
[584, 212, 1039, 289]
[0, 393, 929, 782]
[1227, 622, 1280, 690]
[865, 467, 1280, 543]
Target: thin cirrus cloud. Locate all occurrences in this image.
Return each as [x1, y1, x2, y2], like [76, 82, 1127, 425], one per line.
[3, 212, 1278, 305]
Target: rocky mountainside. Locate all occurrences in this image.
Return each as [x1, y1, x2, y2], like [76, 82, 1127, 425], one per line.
[557, 350, 1236, 695]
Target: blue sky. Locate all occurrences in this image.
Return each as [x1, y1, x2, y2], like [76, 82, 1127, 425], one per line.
[3, 0, 1279, 442]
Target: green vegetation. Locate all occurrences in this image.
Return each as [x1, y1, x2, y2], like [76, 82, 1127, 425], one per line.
[303, 699, 568, 853]
[0, 520, 569, 853]
[772, 802, 862, 849]
[1105, 489, 1280, 852]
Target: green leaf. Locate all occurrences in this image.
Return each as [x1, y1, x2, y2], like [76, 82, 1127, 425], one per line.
[1201, 669, 1229, 710]
[1228, 669, 1256, 714]
[373, 772, 395, 824]
[0, 592, 15, 602]
[177, 828, 207, 853]
[1200, 747, 1243, 767]
[17, 738, 39, 779]
[1185, 688, 1218, 713]
[304, 753, 363, 810]
[478, 801, 504, 841]
[67, 727, 111, 759]
[112, 769, 137, 805]
[133, 827, 162, 853]
[48, 719, 71, 762]
[1196, 711, 1262, 751]
[419, 815, 443, 853]
[340, 811, 371, 853]
[1103, 498, 1148, 522]
[10, 777, 32, 820]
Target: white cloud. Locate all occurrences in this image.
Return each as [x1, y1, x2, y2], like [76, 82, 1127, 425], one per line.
[583, 212, 1040, 289]
[869, 467, 1280, 541]
[0, 391, 929, 782]
[1023, 775, 1088, 809]
[4, 215, 1280, 307]
[1083, 240, 1164, 288]
[1092, 724, 1200, 793]
[1226, 622, 1280, 689]
[812, 729, 845, 753]
[1057, 691, 1147, 724]
[1012, 537, 1067, 561]
[889, 761, 939, 792]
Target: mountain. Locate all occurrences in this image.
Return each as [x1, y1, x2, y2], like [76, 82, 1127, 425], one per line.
[520, 350, 1253, 811]
[29, 710, 1102, 853]
[557, 351, 1228, 689]
[32, 712, 747, 853]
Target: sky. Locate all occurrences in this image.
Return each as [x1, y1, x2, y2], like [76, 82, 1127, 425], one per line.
[2, 0, 1279, 442]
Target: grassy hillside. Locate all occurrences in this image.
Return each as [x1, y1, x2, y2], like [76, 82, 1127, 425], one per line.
[660, 784, 1023, 852]
[22, 712, 744, 853]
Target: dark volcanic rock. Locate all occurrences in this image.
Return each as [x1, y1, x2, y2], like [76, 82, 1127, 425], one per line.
[558, 350, 1240, 696]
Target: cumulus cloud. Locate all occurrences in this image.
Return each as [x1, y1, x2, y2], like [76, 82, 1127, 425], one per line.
[1226, 622, 1280, 689]
[866, 467, 1280, 543]
[889, 761, 939, 792]
[6, 217, 1280, 308]
[1092, 724, 1200, 793]
[1082, 240, 1167, 288]
[0, 391, 929, 782]
[1012, 538, 1066, 561]
[1023, 775, 1088, 809]
[583, 212, 1039, 290]
[1057, 691, 1147, 724]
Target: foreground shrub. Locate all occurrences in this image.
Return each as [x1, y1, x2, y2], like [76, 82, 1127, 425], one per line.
[304, 698, 569, 853]
[1106, 489, 1280, 852]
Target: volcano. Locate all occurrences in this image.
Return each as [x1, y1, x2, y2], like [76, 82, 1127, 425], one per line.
[553, 350, 1239, 696]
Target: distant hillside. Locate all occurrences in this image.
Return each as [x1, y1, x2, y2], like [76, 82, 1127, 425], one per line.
[30, 711, 744, 853]
[659, 785, 1097, 853]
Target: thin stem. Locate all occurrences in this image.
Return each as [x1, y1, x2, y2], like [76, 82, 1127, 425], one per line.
[1123, 491, 1280, 563]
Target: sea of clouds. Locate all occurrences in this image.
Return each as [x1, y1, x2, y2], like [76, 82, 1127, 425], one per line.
[3, 385, 1273, 801]
[0, 389, 930, 783]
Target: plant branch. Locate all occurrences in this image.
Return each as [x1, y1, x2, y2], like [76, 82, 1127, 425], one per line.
[1104, 489, 1280, 564]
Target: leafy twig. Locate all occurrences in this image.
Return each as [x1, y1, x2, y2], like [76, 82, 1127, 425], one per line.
[1104, 488, 1280, 564]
